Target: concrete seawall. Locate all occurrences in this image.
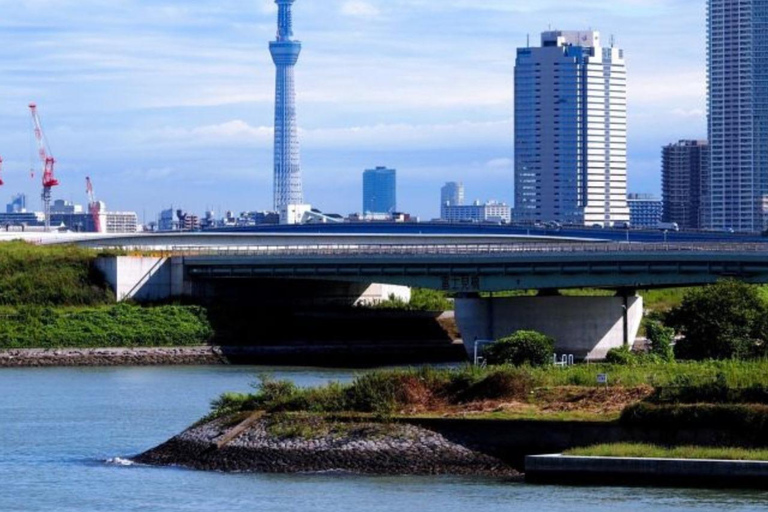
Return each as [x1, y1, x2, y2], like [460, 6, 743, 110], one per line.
[525, 454, 768, 488]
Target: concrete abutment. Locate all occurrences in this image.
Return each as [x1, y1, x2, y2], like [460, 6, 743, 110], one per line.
[455, 294, 643, 361]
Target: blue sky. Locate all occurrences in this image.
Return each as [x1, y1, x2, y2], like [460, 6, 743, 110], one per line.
[0, 0, 706, 221]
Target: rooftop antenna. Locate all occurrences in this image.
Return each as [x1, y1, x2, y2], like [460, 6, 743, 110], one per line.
[610, 34, 616, 48]
[527, 33, 530, 47]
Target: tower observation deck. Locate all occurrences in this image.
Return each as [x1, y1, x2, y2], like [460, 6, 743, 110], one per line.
[269, 0, 303, 212]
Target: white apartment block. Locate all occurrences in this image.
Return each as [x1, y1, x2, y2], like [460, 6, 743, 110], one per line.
[442, 201, 511, 224]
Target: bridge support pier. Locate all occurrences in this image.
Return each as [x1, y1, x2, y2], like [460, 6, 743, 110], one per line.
[455, 294, 643, 361]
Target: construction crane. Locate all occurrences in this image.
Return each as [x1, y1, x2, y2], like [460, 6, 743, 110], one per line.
[29, 103, 59, 232]
[85, 176, 101, 233]
[0, 156, 4, 187]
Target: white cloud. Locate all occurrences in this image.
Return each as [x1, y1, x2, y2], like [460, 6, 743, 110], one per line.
[136, 118, 514, 152]
[670, 107, 705, 118]
[146, 120, 273, 147]
[340, 0, 381, 18]
[486, 157, 513, 169]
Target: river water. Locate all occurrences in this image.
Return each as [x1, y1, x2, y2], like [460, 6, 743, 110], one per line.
[1, 366, 767, 512]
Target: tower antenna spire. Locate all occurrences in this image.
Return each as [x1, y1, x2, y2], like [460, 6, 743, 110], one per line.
[270, 0, 304, 213]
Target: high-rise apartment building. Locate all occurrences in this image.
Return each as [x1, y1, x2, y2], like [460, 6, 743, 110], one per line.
[515, 31, 629, 227]
[707, 0, 768, 232]
[362, 167, 397, 215]
[270, 0, 303, 212]
[662, 140, 708, 230]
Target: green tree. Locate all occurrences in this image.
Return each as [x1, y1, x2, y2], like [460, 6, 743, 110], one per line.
[646, 320, 675, 362]
[484, 330, 555, 367]
[669, 281, 768, 360]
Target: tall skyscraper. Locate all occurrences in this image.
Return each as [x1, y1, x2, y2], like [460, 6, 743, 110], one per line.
[707, 0, 768, 232]
[270, 0, 303, 212]
[514, 31, 629, 227]
[662, 140, 708, 230]
[363, 167, 397, 215]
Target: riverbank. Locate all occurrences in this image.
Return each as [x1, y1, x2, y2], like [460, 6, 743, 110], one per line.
[0, 343, 468, 368]
[134, 413, 518, 477]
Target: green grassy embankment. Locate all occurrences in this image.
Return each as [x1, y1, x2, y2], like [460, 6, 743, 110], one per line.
[565, 444, 768, 461]
[0, 241, 113, 306]
[0, 304, 213, 349]
[0, 241, 214, 349]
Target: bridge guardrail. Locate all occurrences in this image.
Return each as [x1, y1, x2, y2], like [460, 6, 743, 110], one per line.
[102, 242, 768, 259]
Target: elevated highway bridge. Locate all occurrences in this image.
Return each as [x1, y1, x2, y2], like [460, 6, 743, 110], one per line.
[171, 242, 768, 293]
[14, 230, 768, 362]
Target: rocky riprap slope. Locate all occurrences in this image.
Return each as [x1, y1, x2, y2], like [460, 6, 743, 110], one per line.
[134, 414, 517, 476]
[0, 347, 224, 367]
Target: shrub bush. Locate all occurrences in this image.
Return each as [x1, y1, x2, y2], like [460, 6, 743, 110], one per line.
[455, 367, 536, 402]
[484, 331, 555, 367]
[605, 345, 638, 365]
[646, 320, 675, 362]
[621, 402, 768, 436]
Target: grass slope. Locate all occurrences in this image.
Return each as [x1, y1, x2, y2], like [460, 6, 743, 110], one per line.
[566, 443, 768, 461]
[0, 304, 214, 349]
[0, 241, 113, 306]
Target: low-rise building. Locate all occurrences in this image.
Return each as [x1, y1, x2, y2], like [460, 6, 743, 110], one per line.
[442, 201, 511, 224]
[627, 193, 663, 229]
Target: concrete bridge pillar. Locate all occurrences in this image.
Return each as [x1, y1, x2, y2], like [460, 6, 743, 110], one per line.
[455, 294, 643, 361]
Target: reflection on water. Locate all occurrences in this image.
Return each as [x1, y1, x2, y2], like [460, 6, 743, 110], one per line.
[0, 366, 766, 512]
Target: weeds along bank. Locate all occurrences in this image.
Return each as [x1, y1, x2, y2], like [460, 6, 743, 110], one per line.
[0, 242, 213, 349]
[206, 361, 768, 421]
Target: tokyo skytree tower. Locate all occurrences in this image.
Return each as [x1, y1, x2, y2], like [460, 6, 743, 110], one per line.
[269, 0, 303, 211]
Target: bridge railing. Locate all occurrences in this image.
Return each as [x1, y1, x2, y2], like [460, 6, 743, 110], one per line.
[100, 242, 768, 259]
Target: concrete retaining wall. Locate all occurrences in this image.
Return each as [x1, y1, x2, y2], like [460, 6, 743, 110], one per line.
[525, 454, 768, 488]
[455, 295, 643, 360]
[95, 256, 172, 301]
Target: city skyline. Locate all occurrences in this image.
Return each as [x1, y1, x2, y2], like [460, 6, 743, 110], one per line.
[0, 1, 706, 219]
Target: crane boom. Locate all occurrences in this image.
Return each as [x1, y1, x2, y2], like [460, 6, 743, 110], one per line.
[29, 103, 58, 188]
[29, 103, 59, 231]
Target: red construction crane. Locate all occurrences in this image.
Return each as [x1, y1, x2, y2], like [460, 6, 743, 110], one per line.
[0, 156, 4, 187]
[29, 103, 59, 231]
[85, 176, 102, 233]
